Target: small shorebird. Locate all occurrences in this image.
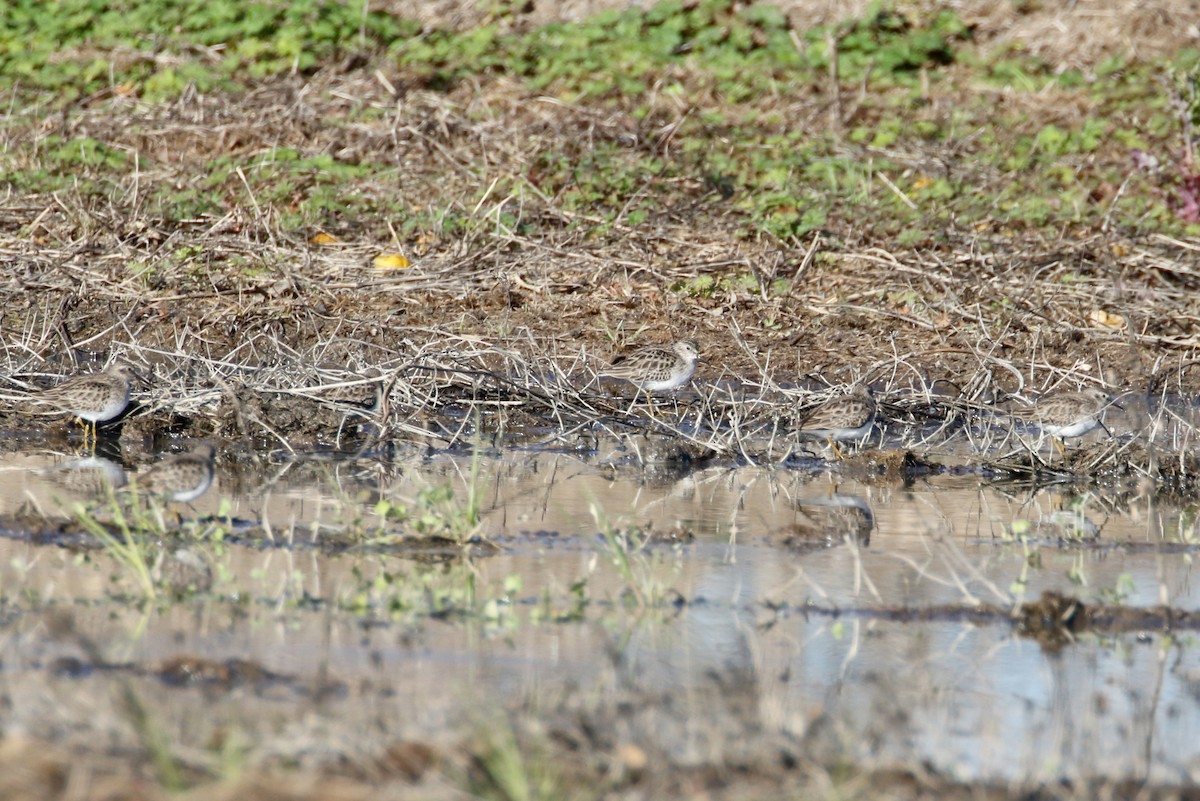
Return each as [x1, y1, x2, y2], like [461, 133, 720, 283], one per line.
[310, 368, 388, 443]
[33, 363, 138, 446]
[310, 367, 385, 411]
[1028, 387, 1116, 452]
[795, 384, 877, 459]
[601, 339, 701, 392]
[137, 442, 216, 503]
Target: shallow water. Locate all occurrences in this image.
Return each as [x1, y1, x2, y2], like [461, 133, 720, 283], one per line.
[1, 439, 1199, 784]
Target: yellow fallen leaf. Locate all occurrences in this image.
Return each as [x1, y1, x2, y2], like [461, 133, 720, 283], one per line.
[310, 232, 338, 245]
[373, 252, 410, 270]
[1089, 309, 1124, 328]
[910, 174, 933, 191]
[617, 743, 647, 772]
[1109, 241, 1130, 257]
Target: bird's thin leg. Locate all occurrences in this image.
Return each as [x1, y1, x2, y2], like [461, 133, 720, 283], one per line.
[77, 419, 95, 454]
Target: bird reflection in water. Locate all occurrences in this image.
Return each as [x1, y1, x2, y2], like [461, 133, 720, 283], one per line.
[776, 489, 875, 552]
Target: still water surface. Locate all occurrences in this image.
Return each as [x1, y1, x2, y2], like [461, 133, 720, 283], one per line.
[1, 444, 1198, 783]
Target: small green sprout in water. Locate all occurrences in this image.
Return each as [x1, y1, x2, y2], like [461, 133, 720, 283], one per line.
[587, 500, 678, 608]
[1008, 519, 1031, 539]
[72, 496, 159, 602]
[364, 446, 489, 546]
[1007, 519, 1040, 599]
[1057, 494, 1099, 540]
[1098, 573, 1137, 607]
[536, 578, 588, 623]
[375, 498, 409, 521]
[1066, 553, 1088, 588]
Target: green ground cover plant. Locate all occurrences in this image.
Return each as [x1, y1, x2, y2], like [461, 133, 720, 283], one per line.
[4, 0, 1198, 250]
[0, 0, 411, 98]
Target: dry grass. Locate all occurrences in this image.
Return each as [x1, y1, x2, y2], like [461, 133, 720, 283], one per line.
[3, 55, 1199, 460]
[0, 223, 1196, 482]
[4, 74, 1200, 466]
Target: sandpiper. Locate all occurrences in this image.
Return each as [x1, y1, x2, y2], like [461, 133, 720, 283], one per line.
[137, 442, 216, 503]
[1028, 387, 1115, 452]
[34, 363, 137, 446]
[601, 339, 701, 392]
[795, 383, 877, 458]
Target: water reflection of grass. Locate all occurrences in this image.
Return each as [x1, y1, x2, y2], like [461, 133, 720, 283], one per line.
[590, 500, 680, 609]
[73, 495, 158, 601]
[339, 558, 515, 628]
[357, 446, 489, 547]
[53, 460, 671, 632]
[67, 485, 232, 602]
